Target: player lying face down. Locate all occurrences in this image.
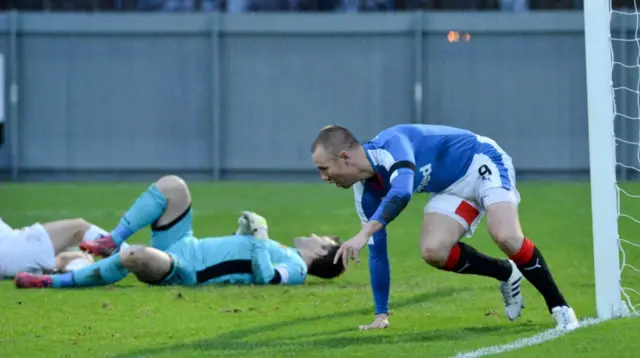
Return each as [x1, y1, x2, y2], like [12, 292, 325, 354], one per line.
[15, 212, 347, 289]
[0, 217, 125, 278]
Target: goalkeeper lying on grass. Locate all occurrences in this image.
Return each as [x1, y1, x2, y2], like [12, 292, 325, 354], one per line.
[15, 175, 346, 289]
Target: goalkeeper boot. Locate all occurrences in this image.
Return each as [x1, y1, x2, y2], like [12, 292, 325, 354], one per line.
[551, 306, 580, 331]
[79, 235, 118, 258]
[14, 272, 53, 289]
[236, 211, 269, 240]
[499, 260, 525, 321]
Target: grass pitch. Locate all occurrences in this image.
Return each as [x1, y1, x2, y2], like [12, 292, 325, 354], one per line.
[0, 181, 638, 358]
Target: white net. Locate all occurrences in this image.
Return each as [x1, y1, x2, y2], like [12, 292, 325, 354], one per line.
[610, 1, 640, 314]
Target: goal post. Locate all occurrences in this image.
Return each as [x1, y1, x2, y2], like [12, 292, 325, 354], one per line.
[583, 0, 625, 319]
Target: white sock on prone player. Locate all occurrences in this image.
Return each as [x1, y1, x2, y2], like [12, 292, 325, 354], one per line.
[83, 225, 108, 241]
[63, 257, 93, 272]
[80, 224, 130, 251]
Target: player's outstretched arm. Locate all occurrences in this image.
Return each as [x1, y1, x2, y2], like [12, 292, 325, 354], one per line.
[365, 228, 390, 330]
[341, 135, 416, 256]
[351, 185, 392, 329]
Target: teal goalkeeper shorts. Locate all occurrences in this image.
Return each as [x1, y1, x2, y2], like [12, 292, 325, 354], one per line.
[155, 236, 256, 287]
[150, 207, 194, 252]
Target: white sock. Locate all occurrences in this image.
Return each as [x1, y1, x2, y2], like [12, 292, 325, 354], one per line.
[63, 257, 92, 272]
[80, 224, 130, 253]
[83, 225, 109, 241]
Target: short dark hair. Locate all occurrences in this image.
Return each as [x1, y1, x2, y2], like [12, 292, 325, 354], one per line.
[307, 236, 346, 280]
[311, 125, 360, 154]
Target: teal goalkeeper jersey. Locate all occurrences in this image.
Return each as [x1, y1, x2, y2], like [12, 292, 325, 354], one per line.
[193, 235, 308, 285]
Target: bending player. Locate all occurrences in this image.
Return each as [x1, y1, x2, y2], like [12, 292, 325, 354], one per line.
[311, 124, 578, 331]
[0, 217, 108, 277]
[15, 175, 346, 288]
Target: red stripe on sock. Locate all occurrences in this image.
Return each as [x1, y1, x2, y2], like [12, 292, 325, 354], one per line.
[444, 244, 461, 271]
[510, 237, 535, 265]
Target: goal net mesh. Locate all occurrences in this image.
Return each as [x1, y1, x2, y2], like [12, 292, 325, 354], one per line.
[610, 1, 640, 314]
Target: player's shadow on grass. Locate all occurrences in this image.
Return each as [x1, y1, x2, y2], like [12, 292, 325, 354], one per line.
[114, 323, 540, 357]
[110, 288, 541, 357]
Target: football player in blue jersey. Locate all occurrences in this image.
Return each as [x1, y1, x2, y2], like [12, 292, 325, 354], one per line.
[14, 175, 345, 288]
[311, 124, 578, 331]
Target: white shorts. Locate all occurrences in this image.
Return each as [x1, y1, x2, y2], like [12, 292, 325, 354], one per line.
[424, 136, 520, 237]
[0, 222, 55, 278]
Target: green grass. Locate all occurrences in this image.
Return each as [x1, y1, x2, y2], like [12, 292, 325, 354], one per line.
[0, 181, 638, 358]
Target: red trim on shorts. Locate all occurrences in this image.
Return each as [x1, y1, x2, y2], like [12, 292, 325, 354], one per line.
[454, 201, 480, 226]
[444, 243, 461, 271]
[510, 237, 535, 265]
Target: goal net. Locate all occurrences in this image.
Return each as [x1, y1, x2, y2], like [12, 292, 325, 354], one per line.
[611, 2, 640, 315]
[585, 0, 640, 319]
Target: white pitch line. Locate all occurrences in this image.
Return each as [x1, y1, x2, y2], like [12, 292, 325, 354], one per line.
[453, 313, 638, 358]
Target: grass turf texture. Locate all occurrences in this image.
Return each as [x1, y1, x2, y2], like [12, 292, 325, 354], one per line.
[0, 181, 638, 358]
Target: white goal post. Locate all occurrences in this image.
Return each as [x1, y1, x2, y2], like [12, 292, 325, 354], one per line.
[584, 0, 626, 319]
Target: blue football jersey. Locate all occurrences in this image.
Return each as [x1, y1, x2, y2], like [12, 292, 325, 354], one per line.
[354, 124, 511, 226]
[362, 124, 478, 195]
[188, 235, 307, 286]
[349, 124, 511, 319]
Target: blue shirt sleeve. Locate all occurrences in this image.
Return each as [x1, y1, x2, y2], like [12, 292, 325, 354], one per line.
[251, 239, 277, 284]
[369, 134, 416, 226]
[262, 239, 307, 285]
[354, 182, 391, 315]
[274, 261, 307, 285]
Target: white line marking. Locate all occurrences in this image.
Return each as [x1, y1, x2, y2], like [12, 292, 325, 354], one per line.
[453, 313, 638, 358]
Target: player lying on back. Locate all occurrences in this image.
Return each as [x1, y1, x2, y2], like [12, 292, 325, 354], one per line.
[15, 175, 346, 288]
[15, 212, 345, 288]
[311, 124, 579, 331]
[0, 216, 116, 277]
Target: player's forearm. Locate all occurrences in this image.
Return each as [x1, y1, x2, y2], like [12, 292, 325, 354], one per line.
[251, 241, 276, 284]
[370, 171, 413, 226]
[360, 220, 384, 238]
[370, 190, 411, 227]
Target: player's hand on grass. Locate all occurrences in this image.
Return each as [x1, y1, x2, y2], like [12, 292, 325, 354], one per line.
[333, 231, 369, 267]
[359, 314, 389, 330]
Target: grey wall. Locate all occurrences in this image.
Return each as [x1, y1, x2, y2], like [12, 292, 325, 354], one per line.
[0, 11, 631, 182]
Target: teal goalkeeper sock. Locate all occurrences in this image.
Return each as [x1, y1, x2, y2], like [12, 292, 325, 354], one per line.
[51, 254, 128, 288]
[111, 184, 167, 246]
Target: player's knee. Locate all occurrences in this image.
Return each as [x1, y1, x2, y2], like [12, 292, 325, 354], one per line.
[419, 239, 450, 267]
[486, 202, 524, 255]
[118, 245, 149, 269]
[68, 218, 90, 240]
[155, 175, 190, 201]
[489, 230, 524, 256]
[70, 218, 89, 229]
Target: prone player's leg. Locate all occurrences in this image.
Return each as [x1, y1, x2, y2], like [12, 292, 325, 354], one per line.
[54, 251, 94, 272]
[0, 219, 107, 278]
[80, 175, 193, 257]
[42, 218, 98, 254]
[15, 245, 175, 289]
